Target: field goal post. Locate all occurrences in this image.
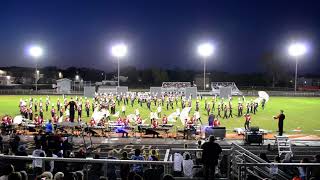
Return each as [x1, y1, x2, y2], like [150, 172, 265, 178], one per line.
[211, 82, 242, 96]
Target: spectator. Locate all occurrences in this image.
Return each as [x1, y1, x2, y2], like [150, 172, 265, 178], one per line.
[171, 152, 183, 177]
[274, 156, 281, 163]
[148, 149, 159, 161]
[196, 140, 202, 165]
[32, 144, 46, 176]
[88, 154, 103, 180]
[45, 150, 58, 172]
[14, 145, 28, 172]
[182, 153, 194, 177]
[40, 172, 53, 180]
[120, 151, 130, 180]
[310, 154, 320, 179]
[162, 174, 175, 180]
[75, 171, 84, 180]
[0, 164, 14, 180]
[282, 153, 298, 178]
[259, 153, 270, 163]
[54, 172, 64, 180]
[8, 172, 22, 180]
[201, 135, 222, 180]
[106, 150, 117, 180]
[131, 149, 144, 177]
[0, 135, 3, 153]
[9, 135, 20, 154]
[298, 158, 310, 180]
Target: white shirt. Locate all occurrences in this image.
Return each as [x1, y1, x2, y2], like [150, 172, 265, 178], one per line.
[157, 106, 162, 113]
[32, 149, 46, 168]
[171, 153, 183, 172]
[183, 159, 194, 177]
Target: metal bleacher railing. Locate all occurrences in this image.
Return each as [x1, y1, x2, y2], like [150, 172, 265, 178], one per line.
[231, 143, 290, 180]
[237, 162, 320, 180]
[0, 154, 173, 179]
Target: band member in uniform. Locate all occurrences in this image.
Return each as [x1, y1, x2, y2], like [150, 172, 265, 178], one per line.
[57, 99, 61, 112]
[223, 105, 228, 119]
[39, 108, 44, 120]
[121, 105, 126, 116]
[217, 105, 221, 118]
[261, 99, 266, 110]
[273, 110, 285, 136]
[162, 115, 168, 124]
[77, 103, 82, 121]
[157, 105, 162, 118]
[206, 103, 211, 116]
[228, 105, 233, 118]
[51, 105, 56, 118]
[28, 108, 33, 120]
[45, 97, 50, 112]
[85, 101, 90, 117]
[246, 103, 250, 114]
[59, 108, 64, 118]
[253, 102, 258, 114]
[213, 118, 220, 127]
[136, 115, 142, 125]
[34, 99, 38, 112]
[244, 113, 251, 131]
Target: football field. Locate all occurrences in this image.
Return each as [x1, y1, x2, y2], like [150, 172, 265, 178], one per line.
[0, 95, 320, 135]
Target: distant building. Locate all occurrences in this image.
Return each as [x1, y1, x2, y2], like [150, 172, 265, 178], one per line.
[56, 78, 72, 93]
[298, 77, 320, 86]
[0, 70, 12, 85]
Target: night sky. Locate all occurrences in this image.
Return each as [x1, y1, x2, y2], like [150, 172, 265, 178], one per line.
[0, 0, 320, 73]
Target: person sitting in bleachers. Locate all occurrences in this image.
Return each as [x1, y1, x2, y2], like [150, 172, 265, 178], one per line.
[131, 149, 144, 177]
[182, 153, 194, 177]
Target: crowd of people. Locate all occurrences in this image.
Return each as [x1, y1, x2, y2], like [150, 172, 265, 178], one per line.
[257, 152, 320, 180]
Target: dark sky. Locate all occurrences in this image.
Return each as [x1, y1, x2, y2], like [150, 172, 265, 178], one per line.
[0, 0, 320, 73]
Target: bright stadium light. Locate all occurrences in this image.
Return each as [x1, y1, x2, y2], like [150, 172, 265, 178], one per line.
[58, 72, 63, 79]
[6, 76, 10, 80]
[75, 75, 80, 81]
[288, 42, 307, 93]
[28, 46, 43, 58]
[197, 42, 215, 90]
[198, 43, 214, 57]
[27, 45, 43, 92]
[288, 43, 307, 57]
[111, 43, 127, 87]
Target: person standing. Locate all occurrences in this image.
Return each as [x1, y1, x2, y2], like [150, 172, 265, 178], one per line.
[244, 113, 251, 131]
[201, 135, 222, 180]
[273, 110, 285, 136]
[67, 98, 76, 122]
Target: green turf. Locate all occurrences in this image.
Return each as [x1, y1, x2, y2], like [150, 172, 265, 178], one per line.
[0, 95, 319, 135]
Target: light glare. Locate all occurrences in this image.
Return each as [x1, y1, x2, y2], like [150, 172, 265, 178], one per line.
[111, 44, 127, 58]
[198, 43, 214, 57]
[28, 46, 43, 58]
[288, 43, 307, 57]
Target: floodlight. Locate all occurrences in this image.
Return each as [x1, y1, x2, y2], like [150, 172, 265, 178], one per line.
[198, 43, 214, 57]
[28, 45, 43, 58]
[111, 44, 127, 58]
[288, 43, 306, 57]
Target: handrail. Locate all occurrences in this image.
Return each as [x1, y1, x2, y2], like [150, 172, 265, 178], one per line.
[238, 162, 320, 166]
[231, 143, 289, 180]
[0, 154, 173, 165]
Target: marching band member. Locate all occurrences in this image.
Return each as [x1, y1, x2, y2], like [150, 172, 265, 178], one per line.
[244, 113, 251, 131]
[39, 108, 44, 120]
[85, 99, 90, 117]
[157, 105, 162, 118]
[51, 105, 56, 118]
[45, 96, 50, 112]
[152, 118, 159, 129]
[34, 114, 43, 126]
[2, 115, 12, 126]
[213, 118, 221, 127]
[162, 115, 168, 124]
[28, 108, 33, 120]
[90, 118, 96, 126]
[121, 105, 126, 116]
[136, 115, 142, 124]
[117, 116, 123, 125]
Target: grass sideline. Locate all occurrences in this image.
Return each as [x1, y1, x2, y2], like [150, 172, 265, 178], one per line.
[0, 95, 319, 135]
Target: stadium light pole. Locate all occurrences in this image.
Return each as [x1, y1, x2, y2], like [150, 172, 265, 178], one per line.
[198, 43, 214, 90]
[288, 42, 307, 93]
[28, 45, 43, 92]
[111, 43, 127, 87]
